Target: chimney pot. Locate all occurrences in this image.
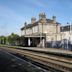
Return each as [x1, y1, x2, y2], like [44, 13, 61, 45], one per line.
[31, 17, 36, 24]
[52, 16, 56, 23]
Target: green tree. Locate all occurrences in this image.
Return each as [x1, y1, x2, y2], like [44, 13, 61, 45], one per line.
[8, 33, 20, 45]
[0, 36, 6, 44]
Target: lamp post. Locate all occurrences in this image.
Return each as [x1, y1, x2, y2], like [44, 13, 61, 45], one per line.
[41, 20, 45, 48]
[70, 23, 72, 34]
[66, 22, 69, 50]
[56, 24, 58, 48]
[70, 23, 72, 50]
[42, 22, 44, 47]
[38, 23, 42, 47]
[61, 27, 64, 49]
[24, 22, 27, 35]
[39, 22, 44, 48]
[40, 22, 43, 48]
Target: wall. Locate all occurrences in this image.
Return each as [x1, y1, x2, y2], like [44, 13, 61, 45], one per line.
[32, 26, 38, 34]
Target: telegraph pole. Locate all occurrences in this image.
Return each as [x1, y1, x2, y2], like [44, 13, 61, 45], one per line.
[24, 22, 27, 35]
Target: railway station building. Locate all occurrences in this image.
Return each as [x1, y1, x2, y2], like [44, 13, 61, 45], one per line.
[60, 25, 72, 50]
[21, 12, 62, 47]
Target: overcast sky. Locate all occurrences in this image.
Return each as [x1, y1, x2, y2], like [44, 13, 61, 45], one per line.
[0, 0, 72, 36]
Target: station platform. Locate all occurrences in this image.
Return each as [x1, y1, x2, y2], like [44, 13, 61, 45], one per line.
[0, 49, 47, 72]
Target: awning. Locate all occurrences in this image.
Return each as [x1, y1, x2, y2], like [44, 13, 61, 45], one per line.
[24, 33, 46, 38]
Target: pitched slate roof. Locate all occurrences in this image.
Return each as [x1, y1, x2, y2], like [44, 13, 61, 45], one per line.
[60, 25, 71, 32]
[21, 19, 60, 30]
[21, 21, 38, 30]
[46, 19, 60, 24]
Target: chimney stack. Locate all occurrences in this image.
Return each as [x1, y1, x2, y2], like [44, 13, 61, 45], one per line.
[31, 17, 36, 24]
[39, 12, 46, 19]
[52, 16, 56, 23]
[39, 12, 46, 23]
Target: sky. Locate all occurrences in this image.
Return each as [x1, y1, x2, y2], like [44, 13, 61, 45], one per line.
[0, 0, 72, 36]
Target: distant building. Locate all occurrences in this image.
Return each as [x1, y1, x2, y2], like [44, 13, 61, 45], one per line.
[60, 25, 72, 50]
[21, 12, 61, 47]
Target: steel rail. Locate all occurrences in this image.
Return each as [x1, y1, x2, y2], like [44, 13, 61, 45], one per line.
[1, 46, 72, 64]
[0, 47, 72, 72]
[0, 49, 48, 72]
[1, 45, 72, 56]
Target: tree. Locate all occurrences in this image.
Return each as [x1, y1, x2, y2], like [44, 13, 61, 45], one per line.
[8, 33, 20, 45]
[0, 36, 6, 44]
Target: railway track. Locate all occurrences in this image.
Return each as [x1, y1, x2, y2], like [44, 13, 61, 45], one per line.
[0, 49, 48, 72]
[0, 46, 72, 72]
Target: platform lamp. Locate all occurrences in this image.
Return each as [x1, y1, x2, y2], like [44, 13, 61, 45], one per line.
[41, 20, 45, 48]
[39, 22, 44, 48]
[70, 23, 72, 49]
[38, 23, 42, 47]
[70, 22, 72, 34]
[56, 24, 58, 48]
[61, 26, 64, 49]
